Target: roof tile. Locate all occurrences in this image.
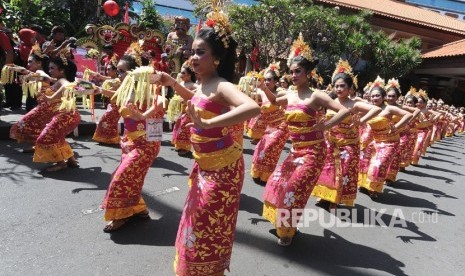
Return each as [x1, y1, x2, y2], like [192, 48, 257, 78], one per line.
[422, 39, 465, 58]
[314, 0, 465, 35]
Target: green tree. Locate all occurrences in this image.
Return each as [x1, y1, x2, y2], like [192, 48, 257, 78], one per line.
[2, 0, 138, 36]
[138, 0, 171, 36]
[227, 0, 422, 86]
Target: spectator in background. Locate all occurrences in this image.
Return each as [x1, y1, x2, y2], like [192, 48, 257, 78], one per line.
[29, 24, 47, 47]
[18, 28, 37, 66]
[2, 25, 23, 110]
[155, 53, 170, 74]
[42, 26, 73, 59]
[100, 44, 117, 68]
[0, 20, 15, 110]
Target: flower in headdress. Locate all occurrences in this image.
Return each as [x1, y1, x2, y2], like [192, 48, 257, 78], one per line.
[264, 62, 281, 77]
[385, 78, 401, 93]
[332, 59, 357, 88]
[369, 76, 385, 90]
[203, 0, 233, 48]
[205, 18, 216, 28]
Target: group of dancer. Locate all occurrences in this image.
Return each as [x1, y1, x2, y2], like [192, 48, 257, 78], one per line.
[3, 5, 465, 276]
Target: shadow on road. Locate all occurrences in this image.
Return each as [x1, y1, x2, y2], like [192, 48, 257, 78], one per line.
[393, 179, 458, 199]
[153, 156, 191, 177]
[239, 193, 263, 216]
[422, 155, 461, 164]
[235, 227, 408, 276]
[401, 169, 456, 184]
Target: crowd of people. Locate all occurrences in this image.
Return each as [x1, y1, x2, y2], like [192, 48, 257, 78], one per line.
[1, 6, 465, 276]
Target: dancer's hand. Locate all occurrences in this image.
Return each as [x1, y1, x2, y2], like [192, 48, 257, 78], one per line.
[186, 100, 212, 129]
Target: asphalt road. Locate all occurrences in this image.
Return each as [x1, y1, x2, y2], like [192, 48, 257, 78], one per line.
[1, 132, 464, 276]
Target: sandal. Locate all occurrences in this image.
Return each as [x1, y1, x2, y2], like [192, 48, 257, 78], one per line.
[177, 150, 191, 157]
[22, 147, 35, 153]
[133, 210, 150, 220]
[103, 218, 129, 233]
[67, 159, 80, 168]
[368, 191, 379, 200]
[278, 237, 293, 246]
[45, 162, 68, 172]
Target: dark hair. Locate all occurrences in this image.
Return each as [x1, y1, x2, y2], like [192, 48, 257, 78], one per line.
[119, 55, 138, 70]
[404, 94, 418, 105]
[332, 73, 353, 88]
[370, 86, 386, 97]
[196, 27, 238, 82]
[51, 26, 65, 35]
[30, 53, 50, 74]
[290, 56, 319, 73]
[182, 65, 196, 83]
[280, 76, 291, 87]
[387, 87, 401, 97]
[264, 70, 279, 82]
[50, 56, 77, 82]
[29, 24, 46, 36]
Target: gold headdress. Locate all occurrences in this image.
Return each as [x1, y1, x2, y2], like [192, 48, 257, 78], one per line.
[287, 33, 313, 66]
[310, 69, 324, 86]
[363, 82, 372, 93]
[417, 89, 428, 100]
[31, 43, 45, 58]
[125, 42, 143, 66]
[264, 62, 281, 77]
[369, 76, 385, 91]
[405, 86, 418, 97]
[385, 78, 401, 93]
[204, 0, 233, 48]
[58, 47, 70, 66]
[332, 59, 358, 89]
[109, 54, 119, 68]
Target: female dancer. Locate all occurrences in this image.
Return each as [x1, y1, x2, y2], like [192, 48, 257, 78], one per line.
[358, 77, 412, 199]
[411, 90, 441, 165]
[92, 55, 122, 145]
[312, 60, 381, 209]
[399, 93, 419, 170]
[170, 61, 197, 156]
[9, 44, 52, 152]
[32, 53, 80, 171]
[158, 11, 260, 275]
[384, 79, 420, 182]
[262, 34, 350, 246]
[101, 50, 165, 232]
[251, 63, 289, 184]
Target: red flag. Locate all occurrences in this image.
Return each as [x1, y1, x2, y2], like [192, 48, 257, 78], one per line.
[196, 19, 202, 35]
[123, 1, 129, 24]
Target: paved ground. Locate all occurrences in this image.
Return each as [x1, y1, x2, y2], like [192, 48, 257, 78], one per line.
[1, 107, 464, 275]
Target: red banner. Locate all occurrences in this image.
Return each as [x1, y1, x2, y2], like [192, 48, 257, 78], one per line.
[73, 47, 98, 79]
